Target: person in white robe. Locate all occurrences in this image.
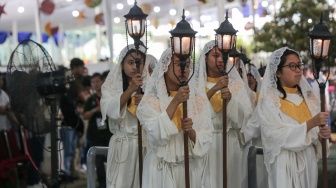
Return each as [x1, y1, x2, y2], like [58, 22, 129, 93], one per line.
[195, 40, 252, 188]
[242, 64, 269, 188]
[100, 44, 149, 188]
[137, 49, 213, 188]
[257, 47, 331, 188]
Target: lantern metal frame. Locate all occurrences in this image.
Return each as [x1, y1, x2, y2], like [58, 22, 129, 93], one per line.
[214, 10, 238, 75]
[124, 0, 148, 71]
[169, 9, 197, 86]
[307, 13, 333, 80]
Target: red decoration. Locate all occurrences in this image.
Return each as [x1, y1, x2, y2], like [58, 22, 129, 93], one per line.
[45, 22, 59, 35]
[40, 0, 55, 15]
[0, 3, 6, 18]
[85, 0, 102, 8]
[94, 13, 104, 25]
[244, 22, 253, 30]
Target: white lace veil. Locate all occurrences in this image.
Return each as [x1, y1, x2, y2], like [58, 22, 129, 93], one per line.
[100, 44, 148, 123]
[250, 64, 262, 92]
[258, 47, 320, 172]
[195, 40, 252, 109]
[146, 54, 157, 70]
[138, 48, 210, 131]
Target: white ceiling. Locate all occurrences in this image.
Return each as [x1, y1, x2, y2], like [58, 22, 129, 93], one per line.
[0, 0, 211, 32]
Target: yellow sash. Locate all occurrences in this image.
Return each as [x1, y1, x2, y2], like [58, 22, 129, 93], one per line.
[169, 91, 183, 132]
[206, 77, 223, 112]
[279, 87, 312, 124]
[127, 96, 137, 116]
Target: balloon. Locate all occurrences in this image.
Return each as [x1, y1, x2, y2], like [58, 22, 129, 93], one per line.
[94, 13, 104, 25]
[140, 3, 152, 15]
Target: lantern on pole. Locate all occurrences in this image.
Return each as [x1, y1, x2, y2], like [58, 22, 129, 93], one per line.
[124, 1, 148, 187]
[214, 10, 238, 188]
[169, 9, 197, 188]
[307, 12, 333, 188]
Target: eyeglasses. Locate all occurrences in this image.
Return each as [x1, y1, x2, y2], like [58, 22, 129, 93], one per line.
[282, 63, 304, 71]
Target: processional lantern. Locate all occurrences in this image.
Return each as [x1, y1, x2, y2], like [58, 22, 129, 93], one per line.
[307, 12, 333, 188]
[169, 9, 197, 188]
[124, 0, 148, 53]
[169, 9, 197, 85]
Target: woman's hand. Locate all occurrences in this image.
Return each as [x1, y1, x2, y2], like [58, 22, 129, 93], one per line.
[134, 94, 143, 105]
[181, 118, 196, 142]
[213, 75, 229, 91]
[173, 85, 190, 104]
[319, 125, 331, 139]
[306, 112, 329, 132]
[221, 87, 231, 100]
[129, 73, 143, 92]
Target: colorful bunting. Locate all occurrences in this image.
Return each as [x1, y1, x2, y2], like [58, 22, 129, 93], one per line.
[85, 0, 102, 8]
[94, 13, 104, 25]
[77, 10, 86, 22]
[0, 3, 6, 19]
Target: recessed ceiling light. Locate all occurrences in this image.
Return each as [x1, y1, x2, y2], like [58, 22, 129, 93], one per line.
[127, 0, 133, 5]
[154, 6, 160, 13]
[72, 10, 79, 17]
[169, 9, 176, 16]
[117, 3, 123, 10]
[18, 6, 24, 13]
[114, 17, 120, 23]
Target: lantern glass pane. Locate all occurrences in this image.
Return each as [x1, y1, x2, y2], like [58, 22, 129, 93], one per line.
[311, 39, 330, 59]
[127, 19, 145, 37]
[173, 37, 193, 56]
[217, 34, 234, 51]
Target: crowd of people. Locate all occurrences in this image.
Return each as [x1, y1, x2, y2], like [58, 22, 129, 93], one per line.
[0, 41, 335, 188]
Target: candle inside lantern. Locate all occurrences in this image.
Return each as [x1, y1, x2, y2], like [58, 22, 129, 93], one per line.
[181, 37, 191, 55]
[313, 39, 330, 59]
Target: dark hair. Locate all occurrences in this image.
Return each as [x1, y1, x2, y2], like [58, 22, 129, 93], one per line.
[247, 73, 258, 92]
[120, 49, 146, 105]
[91, 72, 103, 81]
[276, 49, 303, 99]
[102, 70, 109, 80]
[82, 75, 91, 87]
[70, 58, 84, 69]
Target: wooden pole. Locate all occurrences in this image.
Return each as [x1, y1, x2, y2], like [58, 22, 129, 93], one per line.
[319, 83, 328, 188]
[183, 99, 190, 188]
[222, 52, 228, 188]
[222, 99, 227, 188]
[136, 62, 143, 188]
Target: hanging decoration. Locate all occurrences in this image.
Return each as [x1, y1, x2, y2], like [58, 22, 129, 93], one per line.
[0, 3, 6, 19]
[45, 22, 59, 36]
[40, 0, 55, 15]
[152, 17, 159, 29]
[77, 10, 86, 22]
[85, 0, 102, 8]
[198, 0, 208, 4]
[170, 19, 176, 28]
[94, 13, 104, 25]
[139, 3, 152, 15]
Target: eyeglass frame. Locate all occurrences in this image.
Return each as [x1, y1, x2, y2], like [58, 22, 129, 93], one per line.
[281, 63, 305, 71]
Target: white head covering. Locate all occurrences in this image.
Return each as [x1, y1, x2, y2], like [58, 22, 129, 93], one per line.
[101, 44, 148, 123]
[258, 47, 320, 172]
[249, 64, 262, 92]
[146, 54, 157, 71]
[138, 48, 211, 135]
[195, 40, 252, 110]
